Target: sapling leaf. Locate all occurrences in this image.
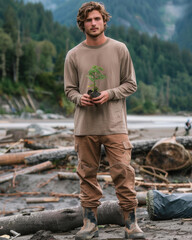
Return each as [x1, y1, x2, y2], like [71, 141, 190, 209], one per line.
[87, 65, 106, 92]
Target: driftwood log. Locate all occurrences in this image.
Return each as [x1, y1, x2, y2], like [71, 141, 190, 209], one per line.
[1, 136, 191, 167]
[131, 136, 192, 158]
[0, 161, 53, 184]
[0, 149, 63, 166]
[26, 197, 60, 203]
[24, 140, 56, 150]
[58, 172, 112, 181]
[25, 148, 75, 165]
[0, 201, 124, 235]
[146, 136, 192, 171]
[24, 136, 192, 165]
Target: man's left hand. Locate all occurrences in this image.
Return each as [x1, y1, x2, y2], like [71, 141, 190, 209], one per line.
[92, 91, 109, 105]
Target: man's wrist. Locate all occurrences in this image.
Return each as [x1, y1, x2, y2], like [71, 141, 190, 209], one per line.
[77, 94, 83, 106]
[106, 89, 114, 100]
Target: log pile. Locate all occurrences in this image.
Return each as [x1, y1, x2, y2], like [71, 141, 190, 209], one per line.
[0, 131, 191, 236]
[0, 135, 191, 186]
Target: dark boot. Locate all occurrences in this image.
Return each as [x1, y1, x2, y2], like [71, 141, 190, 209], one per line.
[75, 207, 99, 240]
[123, 209, 145, 239]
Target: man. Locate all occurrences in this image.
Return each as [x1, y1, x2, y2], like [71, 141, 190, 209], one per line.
[64, 2, 145, 239]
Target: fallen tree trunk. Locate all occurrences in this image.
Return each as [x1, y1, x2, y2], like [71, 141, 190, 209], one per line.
[131, 136, 192, 158]
[24, 140, 56, 150]
[0, 147, 74, 166]
[1, 136, 191, 166]
[25, 148, 76, 165]
[0, 201, 124, 235]
[0, 161, 53, 184]
[0, 191, 150, 235]
[0, 149, 60, 165]
[24, 136, 192, 165]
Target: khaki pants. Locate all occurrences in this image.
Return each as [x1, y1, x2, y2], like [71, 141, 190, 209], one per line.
[75, 134, 138, 211]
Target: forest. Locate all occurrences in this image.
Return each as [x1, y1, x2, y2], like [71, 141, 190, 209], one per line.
[0, 0, 192, 115]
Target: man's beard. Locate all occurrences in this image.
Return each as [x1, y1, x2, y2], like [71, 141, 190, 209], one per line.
[85, 28, 105, 38]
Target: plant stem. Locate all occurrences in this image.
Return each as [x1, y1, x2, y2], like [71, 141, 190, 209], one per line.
[94, 73, 96, 91]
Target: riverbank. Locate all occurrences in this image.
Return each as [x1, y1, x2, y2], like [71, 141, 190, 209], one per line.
[0, 116, 192, 240]
[0, 115, 191, 141]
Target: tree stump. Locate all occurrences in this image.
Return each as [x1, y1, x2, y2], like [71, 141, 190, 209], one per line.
[146, 137, 192, 171]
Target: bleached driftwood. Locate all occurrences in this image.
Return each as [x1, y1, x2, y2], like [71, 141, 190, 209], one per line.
[26, 197, 60, 203]
[0, 149, 60, 165]
[58, 172, 112, 181]
[0, 161, 53, 184]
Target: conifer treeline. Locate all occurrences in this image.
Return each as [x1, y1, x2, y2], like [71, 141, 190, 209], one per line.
[0, 0, 192, 114]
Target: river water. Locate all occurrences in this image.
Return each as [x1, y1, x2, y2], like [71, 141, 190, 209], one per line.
[126, 115, 191, 129]
[0, 115, 191, 130]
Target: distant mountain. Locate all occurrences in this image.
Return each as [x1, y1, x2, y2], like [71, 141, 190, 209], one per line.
[173, 0, 192, 51]
[23, 0, 68, 10]
[23, 0, 192, 51]
[53, 0, 166, 37]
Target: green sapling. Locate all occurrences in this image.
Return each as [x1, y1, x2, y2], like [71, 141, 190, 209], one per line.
[87, 65, 106, 98]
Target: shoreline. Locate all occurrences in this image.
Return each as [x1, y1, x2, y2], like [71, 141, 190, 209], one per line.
[0, 114, 191, 128]
[0, 121, 190, 143]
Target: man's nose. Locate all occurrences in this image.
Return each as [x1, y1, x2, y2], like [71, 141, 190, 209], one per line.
[91, 20, 96, 25]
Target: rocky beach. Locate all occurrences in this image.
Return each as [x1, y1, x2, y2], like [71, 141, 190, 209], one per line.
[0, 115, 191, 240]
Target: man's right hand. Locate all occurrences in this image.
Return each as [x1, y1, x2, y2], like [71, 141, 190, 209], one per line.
[80, 94, 94, 106]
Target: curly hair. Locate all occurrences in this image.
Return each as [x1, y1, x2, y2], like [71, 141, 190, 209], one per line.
[77, 1, 111, 32]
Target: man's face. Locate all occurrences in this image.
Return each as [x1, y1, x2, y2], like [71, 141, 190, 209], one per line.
[84, 10, 106, 38]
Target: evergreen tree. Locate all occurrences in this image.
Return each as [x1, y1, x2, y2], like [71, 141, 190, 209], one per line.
[0, 28, 13, 79]
[14, 24, 23, 82]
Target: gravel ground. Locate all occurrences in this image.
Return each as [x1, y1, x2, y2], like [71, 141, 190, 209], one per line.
[0, 122, 191, 240]
[0, 172, 192, 240]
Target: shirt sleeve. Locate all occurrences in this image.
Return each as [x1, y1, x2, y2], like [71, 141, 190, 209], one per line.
[64, 53, 82, 106]
[106, 44, 137, 100]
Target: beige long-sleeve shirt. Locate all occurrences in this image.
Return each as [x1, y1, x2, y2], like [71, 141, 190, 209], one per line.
[64, 38, 137, 135]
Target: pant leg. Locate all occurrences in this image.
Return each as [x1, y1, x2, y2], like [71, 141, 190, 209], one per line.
[75, 135, 103, 208]
[101, 134, 138, 211]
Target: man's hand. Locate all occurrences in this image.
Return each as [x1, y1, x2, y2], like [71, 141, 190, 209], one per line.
[80, 94, 94, 106]
[92, 91, 109, 105]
